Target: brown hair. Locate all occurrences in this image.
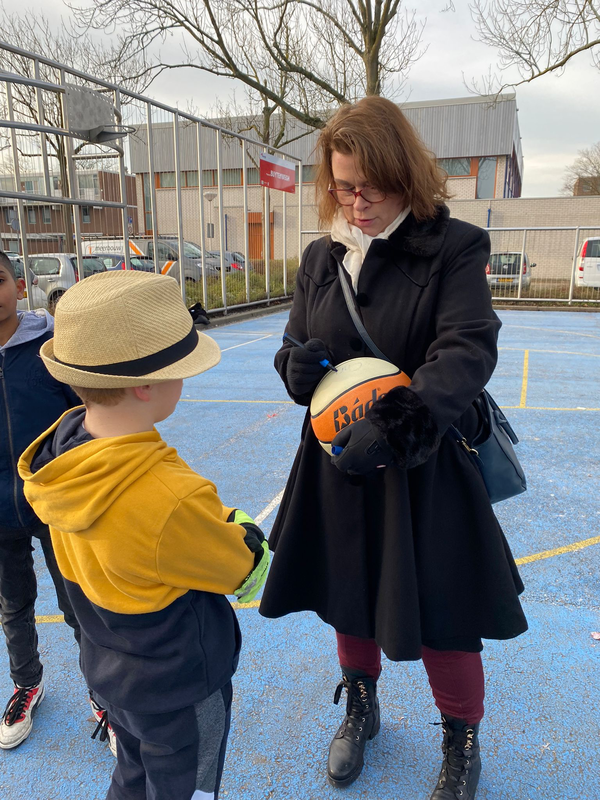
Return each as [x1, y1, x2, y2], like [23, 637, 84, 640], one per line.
[315, 96, 450, 227]
[72, 386, 127, 406]
[0, 251, 16, 280]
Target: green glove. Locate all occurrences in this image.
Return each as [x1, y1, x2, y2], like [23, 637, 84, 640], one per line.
[228, 509, 270, 603]
[234, 540, 270, 603]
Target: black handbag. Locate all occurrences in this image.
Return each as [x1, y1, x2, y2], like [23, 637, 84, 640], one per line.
[337, 264, 527, 504]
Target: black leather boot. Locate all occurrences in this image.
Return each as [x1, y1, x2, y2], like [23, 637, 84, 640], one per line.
[430, 715, 481, 799]
[327, 673, 380, 787]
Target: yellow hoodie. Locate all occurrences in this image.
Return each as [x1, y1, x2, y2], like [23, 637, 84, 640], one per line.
[18, 409, 254, 616]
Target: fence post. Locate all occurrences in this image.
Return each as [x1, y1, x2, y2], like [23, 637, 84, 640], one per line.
[242, 147, 250, 305]
[146, 102, 159, 274]
[283, 168, 288, 297]
[33, 59, 51, 198]
[517, 229, 527, 299]
[60, 69, 84, 290]
[265, 185, 271, 304]
[196, 122, 208, 308]
[567, 228, 581, 305]
[298, 161, 303, 266]
[172, 112, 186, 301]
[216, 130, 227, 313]
[114, 89, 131, 271]
[6, 81, 33, 310]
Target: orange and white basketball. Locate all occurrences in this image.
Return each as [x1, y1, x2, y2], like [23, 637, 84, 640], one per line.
[310, 357, 411, 453]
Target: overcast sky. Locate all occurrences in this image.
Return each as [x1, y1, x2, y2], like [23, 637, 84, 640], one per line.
[3, 0, 600, 197]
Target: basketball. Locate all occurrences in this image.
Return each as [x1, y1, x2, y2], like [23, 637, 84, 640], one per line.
[310, 357, 411, 453]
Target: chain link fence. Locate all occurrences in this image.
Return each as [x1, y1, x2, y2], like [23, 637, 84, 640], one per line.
[0, 42, 303, 315]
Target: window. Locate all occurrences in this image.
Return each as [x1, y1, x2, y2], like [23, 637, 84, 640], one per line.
[42, 206, 51, 225]
[78, 173, 100, 200]
[3, 207, 17, 225]
[586, 240, 600, 259]
[202, 170, 217, 187]
[295, 164, 317, 183]
[476, 157, 497, 199]
[82, 206, 91, 224]
[438, 158, 471, 177]
[30, 257, 60, 276]
[185, 171, 199, 187]
[246, 167, 259, 185]
[223, 169, 242, 186]
[27, 207, 36, 225]
[157, 172, 176, 188]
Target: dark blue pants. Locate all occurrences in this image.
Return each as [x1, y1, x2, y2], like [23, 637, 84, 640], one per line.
[0, 523, 80, 687]
[101, 682, 232, 800]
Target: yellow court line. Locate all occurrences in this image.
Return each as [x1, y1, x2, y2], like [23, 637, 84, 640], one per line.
[503, 406, 600, 411]
[35, 537, 600, 624]
[499, 347, 600, 358]
[519, 350, 529, 408]
[515, 535, 600, 566]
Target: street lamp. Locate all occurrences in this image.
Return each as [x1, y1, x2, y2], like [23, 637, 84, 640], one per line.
[204, 191, 217, 239]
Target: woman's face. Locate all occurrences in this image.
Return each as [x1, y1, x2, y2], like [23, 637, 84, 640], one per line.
[330, 151, 405, 236]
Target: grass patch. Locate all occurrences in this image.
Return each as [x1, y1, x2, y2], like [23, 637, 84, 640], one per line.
[186, 259, 299, 310]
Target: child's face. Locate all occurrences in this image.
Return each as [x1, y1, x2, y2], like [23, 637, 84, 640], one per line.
[0, 264, 25, 325]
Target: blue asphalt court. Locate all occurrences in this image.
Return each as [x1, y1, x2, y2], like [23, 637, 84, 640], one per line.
[1, 309, 599, 800]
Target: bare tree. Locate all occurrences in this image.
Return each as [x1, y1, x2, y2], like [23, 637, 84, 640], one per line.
[0, 12, 151, 248]
[71, 0, 427, 131]
[561, 141, 600, 196]
[470, 0, 600, 93]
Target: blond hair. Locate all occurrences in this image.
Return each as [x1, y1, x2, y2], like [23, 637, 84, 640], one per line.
[315, 96, 450, 227]
[72, 386, 127, 406]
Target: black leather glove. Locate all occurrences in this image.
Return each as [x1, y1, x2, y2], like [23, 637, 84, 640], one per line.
[286, 338, 330, 396]
[330, 418, 396, 476]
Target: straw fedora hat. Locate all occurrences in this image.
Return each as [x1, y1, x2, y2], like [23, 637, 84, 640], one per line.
[41, 270, 221, 388]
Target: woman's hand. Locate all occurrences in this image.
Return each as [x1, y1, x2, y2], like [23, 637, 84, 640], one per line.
[286, 338, 331, 396]
[330, 418, 396, 476]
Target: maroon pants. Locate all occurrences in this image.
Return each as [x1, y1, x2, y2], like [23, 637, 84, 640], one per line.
[336, 633, 485, 725]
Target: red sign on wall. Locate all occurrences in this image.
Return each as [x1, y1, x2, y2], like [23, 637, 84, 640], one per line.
[260, 152, 296, 193]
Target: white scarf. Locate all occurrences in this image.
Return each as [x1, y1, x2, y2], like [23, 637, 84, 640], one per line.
[330, 206, 411, 291]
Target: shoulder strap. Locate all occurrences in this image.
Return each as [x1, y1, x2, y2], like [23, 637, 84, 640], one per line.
[337, 263, 392, 363]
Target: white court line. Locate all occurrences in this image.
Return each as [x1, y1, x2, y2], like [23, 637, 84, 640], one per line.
[503, 325, 600, 341]
[255, 490, 284, 525]
[220, 334, 273, 352]
[211, 330, 281, 336]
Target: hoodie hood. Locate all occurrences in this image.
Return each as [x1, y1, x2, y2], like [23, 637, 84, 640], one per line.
[0, 309, 54, 353]
[19, 408, 175, 533]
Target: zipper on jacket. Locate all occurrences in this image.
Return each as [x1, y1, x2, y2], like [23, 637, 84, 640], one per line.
[0, 356, 26, 527]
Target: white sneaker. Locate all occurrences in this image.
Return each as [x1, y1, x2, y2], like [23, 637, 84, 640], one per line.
[90, 695, 117, 758]
[0, 678, 45, 749]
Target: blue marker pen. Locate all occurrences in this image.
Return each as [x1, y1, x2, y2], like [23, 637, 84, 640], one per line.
[282, 332, 338, 372]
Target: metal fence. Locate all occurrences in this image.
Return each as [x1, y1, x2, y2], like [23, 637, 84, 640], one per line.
[302, 224, 600, 304]
[0, 41, 303, 314]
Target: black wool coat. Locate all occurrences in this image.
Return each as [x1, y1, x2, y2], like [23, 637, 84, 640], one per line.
[259, 206, 528, 660]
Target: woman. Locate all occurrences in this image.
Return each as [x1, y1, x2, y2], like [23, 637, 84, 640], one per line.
[259, 97, 527, 799]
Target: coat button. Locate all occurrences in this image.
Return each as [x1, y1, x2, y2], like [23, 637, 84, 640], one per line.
[356, 293, 370, 307]
[349, 338, 363, 351]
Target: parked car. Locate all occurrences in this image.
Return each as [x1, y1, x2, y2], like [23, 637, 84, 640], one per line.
[91, 253, 156, 272]
[486, 252, 535, 290]
[576, 237, 600, 287]
[8, 256, 49, 311]
[83, 237, 219, 281]
[28, 253, 106, 308]
[204, 251, 250, 273]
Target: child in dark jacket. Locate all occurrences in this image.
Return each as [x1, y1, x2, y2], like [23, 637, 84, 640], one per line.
[0, 250, 104, 751]
[19, 269, 269, 800]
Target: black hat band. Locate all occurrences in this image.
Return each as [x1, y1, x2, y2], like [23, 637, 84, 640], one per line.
[54, 324, 198, 376]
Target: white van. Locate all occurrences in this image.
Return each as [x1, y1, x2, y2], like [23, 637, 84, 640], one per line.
[576, 237, 600, 287]
[82, 237, 219, 282]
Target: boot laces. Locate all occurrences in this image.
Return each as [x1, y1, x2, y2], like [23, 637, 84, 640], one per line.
[333, 677, 373, 741]
[438, 722, 477, 794]
[2, 685, 39, 726]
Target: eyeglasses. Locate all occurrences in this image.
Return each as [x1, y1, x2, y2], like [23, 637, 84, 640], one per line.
[328, 185, 387, 206]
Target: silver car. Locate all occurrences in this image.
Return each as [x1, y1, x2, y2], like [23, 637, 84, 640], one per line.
[486, 252, 535, 290]
[9, 256, 49, 311]
[28, 253, 106, 308]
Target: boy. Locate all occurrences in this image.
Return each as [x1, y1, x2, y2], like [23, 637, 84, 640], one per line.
[19, 269, 269, 799]
[0, 250, 94, 750]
